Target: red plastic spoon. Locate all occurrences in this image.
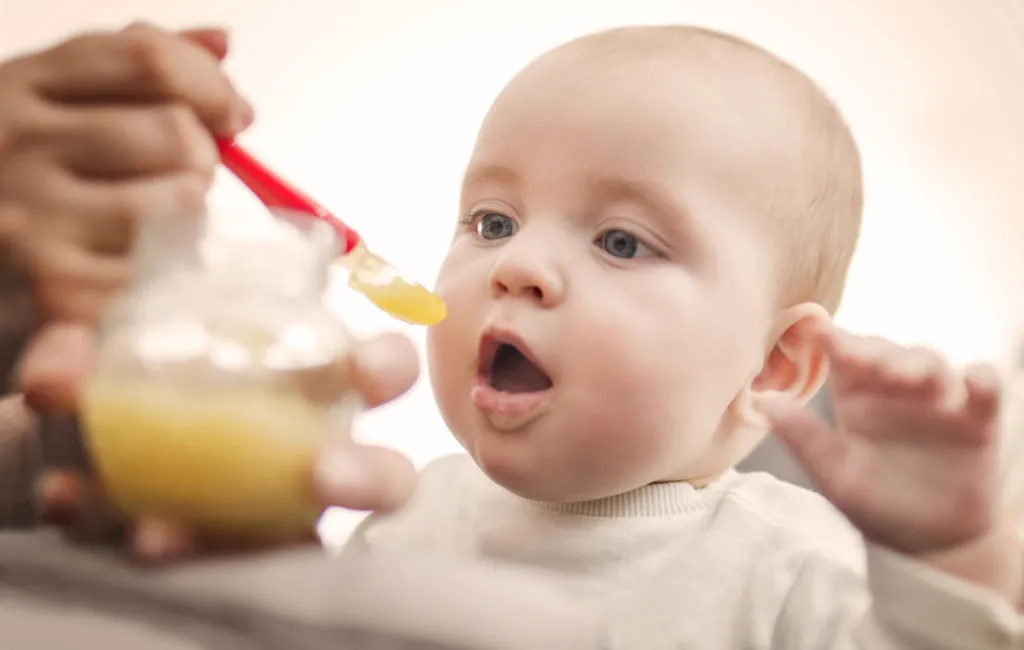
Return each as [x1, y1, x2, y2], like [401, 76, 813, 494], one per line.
[216, 138, 446, 326]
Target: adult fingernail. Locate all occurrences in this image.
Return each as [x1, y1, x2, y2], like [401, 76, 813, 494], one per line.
[134, 520, 190, 560]
[36, 473, 75, 523]
[36, 472, 64, 503]
[313, 448, 372, 503]
[135, 526, 170, 558]
[237, 97, 255, 130]
[355, 336, 404, 379]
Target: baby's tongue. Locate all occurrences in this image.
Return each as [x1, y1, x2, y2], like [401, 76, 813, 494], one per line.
[492, 349, 551, 393]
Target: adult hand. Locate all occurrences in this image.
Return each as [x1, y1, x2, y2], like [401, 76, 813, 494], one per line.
[21, 323, 420, 563]
[0, 23, 250, 328]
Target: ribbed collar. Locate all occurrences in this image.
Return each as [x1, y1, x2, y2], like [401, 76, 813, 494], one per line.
[536, 470, 738, 518]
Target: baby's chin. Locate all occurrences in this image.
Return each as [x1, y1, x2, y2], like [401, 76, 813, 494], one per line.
[467, 449, 653, 504]
[466, 447, 557, 501]
[452, 410, 704, 502]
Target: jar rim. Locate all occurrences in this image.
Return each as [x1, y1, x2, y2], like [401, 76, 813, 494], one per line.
[133, 207, 340, 299]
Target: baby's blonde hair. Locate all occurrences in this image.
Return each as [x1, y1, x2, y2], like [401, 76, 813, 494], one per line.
[568, 25, 864, 314]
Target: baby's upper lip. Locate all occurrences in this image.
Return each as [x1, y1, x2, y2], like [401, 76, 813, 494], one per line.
[477, 326, 550, 379]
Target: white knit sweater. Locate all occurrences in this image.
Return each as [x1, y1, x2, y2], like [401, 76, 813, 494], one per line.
[348, 454, 1023, 649]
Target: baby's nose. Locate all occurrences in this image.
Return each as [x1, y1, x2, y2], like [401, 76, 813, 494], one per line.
[488, 242, 565, 307]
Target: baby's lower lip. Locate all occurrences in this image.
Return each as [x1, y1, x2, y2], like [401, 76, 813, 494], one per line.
[470, 379, 551, 430]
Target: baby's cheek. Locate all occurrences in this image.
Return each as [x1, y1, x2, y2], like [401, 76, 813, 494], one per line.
[570, 316, 744, 453]
[561, 326, 689, 458]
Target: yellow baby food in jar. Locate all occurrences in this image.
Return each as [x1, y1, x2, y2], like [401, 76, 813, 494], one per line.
[80, 210, 357, 537]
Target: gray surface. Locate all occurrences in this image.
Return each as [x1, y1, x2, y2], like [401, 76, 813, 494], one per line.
[0, 529, 605, 650]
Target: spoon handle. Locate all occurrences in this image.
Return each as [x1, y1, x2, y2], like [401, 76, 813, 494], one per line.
[215, 138, 362, 254]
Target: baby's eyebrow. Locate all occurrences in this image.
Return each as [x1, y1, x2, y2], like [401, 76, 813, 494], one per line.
[588, 176, 699, 246]
[462, 165, 520, 191]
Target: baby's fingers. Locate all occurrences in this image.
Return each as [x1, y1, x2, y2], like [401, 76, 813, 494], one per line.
[820, 326, 955, 399]
[817, 327, 888, 379]
[760, 399, 856, 505]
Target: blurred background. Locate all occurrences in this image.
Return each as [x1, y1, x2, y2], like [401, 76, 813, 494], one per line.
[3, 0, 1023, 542]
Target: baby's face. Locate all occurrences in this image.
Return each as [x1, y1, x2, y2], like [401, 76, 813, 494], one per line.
[427, 47, 781, 501]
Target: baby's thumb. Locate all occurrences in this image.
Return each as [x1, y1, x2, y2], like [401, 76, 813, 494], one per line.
[760, 400, 849, 500]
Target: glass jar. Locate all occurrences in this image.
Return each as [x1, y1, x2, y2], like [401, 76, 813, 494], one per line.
[79, 209, 359, 538]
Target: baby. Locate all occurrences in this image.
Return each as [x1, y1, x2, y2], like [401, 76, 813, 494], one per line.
[1, 21, 1022, 650]
[338, 25, 1024, 647]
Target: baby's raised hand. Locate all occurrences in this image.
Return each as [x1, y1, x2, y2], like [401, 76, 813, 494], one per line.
[763, 324, 1012, 562]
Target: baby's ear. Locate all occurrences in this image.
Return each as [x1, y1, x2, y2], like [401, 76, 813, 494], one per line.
[735, 303, 831, 429]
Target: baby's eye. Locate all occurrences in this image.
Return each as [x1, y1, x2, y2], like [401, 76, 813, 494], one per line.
[598, 229, 654, 259]
[477, 212, 518, 240]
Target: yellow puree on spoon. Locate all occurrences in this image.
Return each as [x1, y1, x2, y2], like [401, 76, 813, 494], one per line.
[340, 241, 447, 326]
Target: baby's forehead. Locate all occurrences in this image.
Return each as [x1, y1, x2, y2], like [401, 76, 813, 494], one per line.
[489, 31, 827, 153]
[473, 35, 825, 197]
[531, 28, 802, 97]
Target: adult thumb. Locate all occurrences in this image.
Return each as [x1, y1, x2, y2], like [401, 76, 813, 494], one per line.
[19, 323, 97, 413]
[313, 442, 416, 513]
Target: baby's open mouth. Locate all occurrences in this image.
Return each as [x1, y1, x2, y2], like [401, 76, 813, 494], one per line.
[481, 340, 553, 394]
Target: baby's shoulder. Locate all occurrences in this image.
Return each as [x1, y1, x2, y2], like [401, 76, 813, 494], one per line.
[721, 471, 851, 532]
